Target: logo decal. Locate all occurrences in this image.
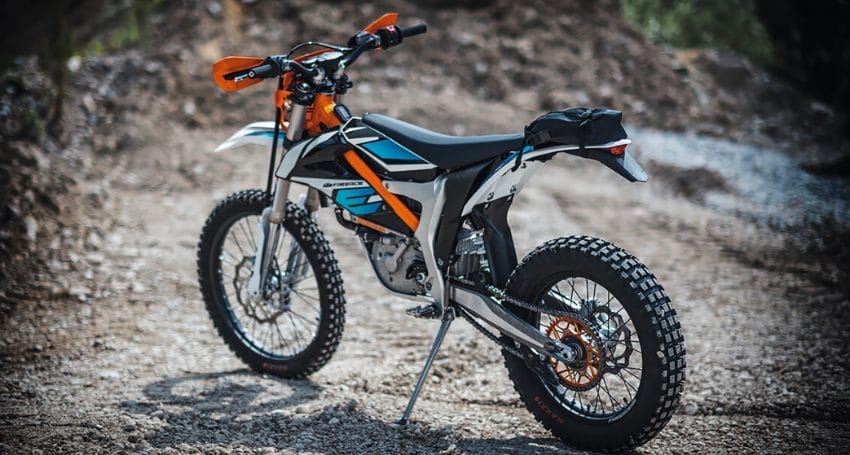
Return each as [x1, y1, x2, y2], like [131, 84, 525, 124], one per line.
[334, 187, 382, 215]
[323, 181, 367, 188]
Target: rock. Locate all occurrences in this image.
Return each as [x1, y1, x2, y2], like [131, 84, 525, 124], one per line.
[82, 94, 96, 113]
[86, 231, 102, 249]
[127, 434, 141, 443]
[344, 399, 358, 411]
[123, 424, 136, 432]
[86, 253, 105, 265]
[23, 216, 37, 242]
[67, 55, 82, 73]
[131, 282, 146, 294]
[439, 443, 457, 454]
[71, 286, 90, 302]
[328, 417, 340, 425]
[144, 61, 162, 74]
[107, 233, 123, 247]
[294, 406, 307, 414]
[183, 100, 196, 116]
[98, 370, 120, 380]
[683, 401, 699, 416]
[206, 1, 222, 18]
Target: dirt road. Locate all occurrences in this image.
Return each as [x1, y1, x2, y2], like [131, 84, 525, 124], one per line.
[2, 85, 850, 453]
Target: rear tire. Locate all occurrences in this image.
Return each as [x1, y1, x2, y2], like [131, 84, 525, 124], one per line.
[502, 235, 685, 452]
[197, 189, 345, 378]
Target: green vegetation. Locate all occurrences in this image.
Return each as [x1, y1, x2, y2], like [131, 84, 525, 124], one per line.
[87, 0, 161, 55]
[621, 0, 776, 67]
[1, 0, 161, 134]
[622, 0, 850, 113]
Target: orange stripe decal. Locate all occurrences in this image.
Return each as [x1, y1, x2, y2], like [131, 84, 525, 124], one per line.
[343, 150, 420, 232]
[350, 216, 390, 234]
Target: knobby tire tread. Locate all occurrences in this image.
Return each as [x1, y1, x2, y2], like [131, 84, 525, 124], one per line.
[502, 235, 686, 452]
[197, 189, 346, 378]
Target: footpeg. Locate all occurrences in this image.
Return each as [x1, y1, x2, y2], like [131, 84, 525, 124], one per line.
[404, 302, 442, 319]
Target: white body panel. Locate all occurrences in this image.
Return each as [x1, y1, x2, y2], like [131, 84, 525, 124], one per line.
[461, 139, 631, 216]
[213, 121, 285, 153]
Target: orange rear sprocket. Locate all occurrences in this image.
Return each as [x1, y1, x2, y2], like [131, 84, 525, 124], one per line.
[546, 316, 603, 391]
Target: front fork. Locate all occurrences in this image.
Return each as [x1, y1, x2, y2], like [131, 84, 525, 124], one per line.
[246, 102, 314, 301]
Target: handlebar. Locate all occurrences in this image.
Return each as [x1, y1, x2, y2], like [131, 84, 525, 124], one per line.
[248, 62, 278, 79]
[224, 23, 427, 83]
[400, 23, 427, 39]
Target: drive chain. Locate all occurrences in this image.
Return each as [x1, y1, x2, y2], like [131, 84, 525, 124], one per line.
[450, 278, 584, 359]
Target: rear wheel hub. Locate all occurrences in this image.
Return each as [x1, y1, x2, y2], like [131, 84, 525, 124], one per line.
[546, 316, 603, 391]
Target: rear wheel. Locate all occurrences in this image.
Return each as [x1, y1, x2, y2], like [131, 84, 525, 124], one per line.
[197, 190, 345, 378]
[502, 236, 685, 452]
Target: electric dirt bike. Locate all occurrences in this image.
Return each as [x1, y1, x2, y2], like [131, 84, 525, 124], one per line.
[197, 13, 685, 452]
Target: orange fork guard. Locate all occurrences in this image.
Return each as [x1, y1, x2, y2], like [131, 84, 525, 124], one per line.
[343, 150, 419, 232]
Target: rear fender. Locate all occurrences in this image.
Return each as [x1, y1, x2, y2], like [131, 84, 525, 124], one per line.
[564, 147, 648, 182]
[461, 139, 646, 216]
[525, 139, 648, 182]
[212, 121, 285, 153]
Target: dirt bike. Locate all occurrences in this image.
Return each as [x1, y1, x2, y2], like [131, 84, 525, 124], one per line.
[197, 13, 685, 452]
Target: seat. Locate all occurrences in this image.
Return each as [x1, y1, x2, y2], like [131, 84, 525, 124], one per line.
[362, 114, 524, 170]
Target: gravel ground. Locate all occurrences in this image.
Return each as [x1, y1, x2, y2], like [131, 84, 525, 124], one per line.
[1, 3, 849, 451]
[2, 86, 849, 452]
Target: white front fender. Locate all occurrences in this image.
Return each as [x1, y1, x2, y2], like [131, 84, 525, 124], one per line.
[212, 121, 286, 153]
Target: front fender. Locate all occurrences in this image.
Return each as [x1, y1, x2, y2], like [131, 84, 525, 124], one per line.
[212, 121, 285, 153]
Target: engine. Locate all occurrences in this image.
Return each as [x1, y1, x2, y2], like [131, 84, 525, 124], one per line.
[367, 234, 428, 296]
[451, 228, 489, 280]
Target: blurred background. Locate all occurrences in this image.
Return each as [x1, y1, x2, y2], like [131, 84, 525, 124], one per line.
[1, 1, 849, 453]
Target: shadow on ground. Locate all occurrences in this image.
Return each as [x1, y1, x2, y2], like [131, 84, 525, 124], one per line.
[121, 370, 576, 453]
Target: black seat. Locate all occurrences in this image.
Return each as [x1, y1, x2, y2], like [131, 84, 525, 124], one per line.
[362, 114, 524, 170]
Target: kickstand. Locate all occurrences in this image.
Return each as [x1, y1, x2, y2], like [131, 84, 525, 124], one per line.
[396, 307, 456, 425]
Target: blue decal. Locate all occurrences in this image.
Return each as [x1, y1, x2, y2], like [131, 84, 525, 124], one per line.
[475, 144, 535, 192]
[334, 187, 382, 215]
[362, 139, 425, 163]
[247, 130, 285, 139]
[492, 144, 533, 175]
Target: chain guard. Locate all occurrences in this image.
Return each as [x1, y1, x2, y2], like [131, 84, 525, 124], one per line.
[452, 278, 636, 389]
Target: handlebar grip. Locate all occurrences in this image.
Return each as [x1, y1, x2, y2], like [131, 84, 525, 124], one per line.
[250, 63, 278, 79]
[400, 23, 427, 38]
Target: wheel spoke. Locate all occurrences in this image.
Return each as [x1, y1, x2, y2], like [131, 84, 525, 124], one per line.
[213, 208, 324, 360]
[535, 276, 642, 421]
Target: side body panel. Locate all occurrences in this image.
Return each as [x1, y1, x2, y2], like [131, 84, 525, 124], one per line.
[215, 117, 646, 304]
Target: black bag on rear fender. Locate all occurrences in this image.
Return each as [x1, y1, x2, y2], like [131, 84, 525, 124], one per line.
[525, 108, 627, 151]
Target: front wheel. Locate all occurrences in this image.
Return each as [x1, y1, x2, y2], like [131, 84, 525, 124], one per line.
[197, 189, 345, 378]
[502, 236, 685, 452]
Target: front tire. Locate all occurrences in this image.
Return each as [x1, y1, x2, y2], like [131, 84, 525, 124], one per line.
[197, 189, 345, 378]
[503, 236, 685, 452]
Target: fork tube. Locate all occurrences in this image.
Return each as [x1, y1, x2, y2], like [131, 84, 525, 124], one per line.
[256, 101, 309, 293]
[266, 107, 282, 195]
[269, 102, 307, 224]
[304, 188, 321, 214]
